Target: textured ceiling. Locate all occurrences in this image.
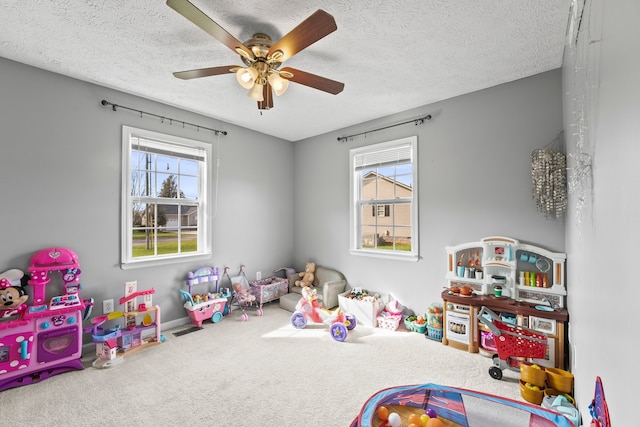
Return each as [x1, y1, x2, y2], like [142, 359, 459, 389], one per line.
[0, 0, 571, 141]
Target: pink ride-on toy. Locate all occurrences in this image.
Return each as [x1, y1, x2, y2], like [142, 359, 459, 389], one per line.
[290, 286, 356, 342]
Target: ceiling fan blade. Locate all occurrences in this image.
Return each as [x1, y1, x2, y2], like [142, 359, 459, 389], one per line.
[258, 82, 274, 110]
[166, 0, 254, 59]
[173, 65, 238, 80]
[281, 67, 344, 95]
[267, 10, 337, 62]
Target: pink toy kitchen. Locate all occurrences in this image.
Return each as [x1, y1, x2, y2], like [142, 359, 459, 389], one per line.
[0, 247, 93, 391]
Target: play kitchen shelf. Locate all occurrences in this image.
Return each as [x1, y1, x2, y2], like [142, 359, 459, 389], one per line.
[445, 236, 567, 308]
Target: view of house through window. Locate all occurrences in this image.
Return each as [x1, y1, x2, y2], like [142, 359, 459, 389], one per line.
[350, 136, 419, 260]
[121, 126, 211, 266]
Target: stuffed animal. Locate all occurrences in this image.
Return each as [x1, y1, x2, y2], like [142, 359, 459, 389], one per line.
[0, 269, 28, 318]
[295, 262, 315, 288]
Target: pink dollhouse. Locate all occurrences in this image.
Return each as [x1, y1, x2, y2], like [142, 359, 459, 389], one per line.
[0, 247, 93, 391]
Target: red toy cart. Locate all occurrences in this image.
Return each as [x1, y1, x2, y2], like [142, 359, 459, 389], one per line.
[478, 306, 548, 380]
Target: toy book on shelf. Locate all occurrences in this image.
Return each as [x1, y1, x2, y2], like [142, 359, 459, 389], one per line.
[86, 281, 163, 368]
[179, 266, 230, 328]
[0, 247, 94, 391]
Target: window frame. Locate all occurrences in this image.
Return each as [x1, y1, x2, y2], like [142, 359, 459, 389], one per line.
[349, 136, 419, 261]
[121, 125, 212, 269]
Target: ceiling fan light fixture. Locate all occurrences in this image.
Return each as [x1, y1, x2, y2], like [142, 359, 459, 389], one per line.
[248, 82, 264, 102]
[236, 66, 257, 89]
[270, 50, 284, 63]
[235, 47, 253, 61]
[268, 73, 289, 96]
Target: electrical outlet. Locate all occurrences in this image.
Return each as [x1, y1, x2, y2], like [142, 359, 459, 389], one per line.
[256, 271, 262, 280]
[103, 299, 114, 313]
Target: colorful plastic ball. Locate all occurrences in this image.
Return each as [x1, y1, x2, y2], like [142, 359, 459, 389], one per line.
[425, 418, 445, 427]
[388, 412, 402, 427]
[420, 414, 431, 426]
[408, 413, 421, 425]
[425, 408, 437, 419]
[377, 406, 389, 421]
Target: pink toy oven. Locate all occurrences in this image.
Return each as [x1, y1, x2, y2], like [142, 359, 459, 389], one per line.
[0, 248, 93, 392]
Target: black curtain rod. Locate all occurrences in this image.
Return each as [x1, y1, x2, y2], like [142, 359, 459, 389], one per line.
[100, 100, 227, 136]
[337, 114, 432, 142]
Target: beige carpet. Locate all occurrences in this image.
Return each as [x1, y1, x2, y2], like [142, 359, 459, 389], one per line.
[1, 303, 523, 426]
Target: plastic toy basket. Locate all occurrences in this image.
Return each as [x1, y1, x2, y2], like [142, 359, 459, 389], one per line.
[403, 316, 415, 331]
[413, 322, 427, 334]
[427, 326, 443, 341]
[377, 312, 401, 330]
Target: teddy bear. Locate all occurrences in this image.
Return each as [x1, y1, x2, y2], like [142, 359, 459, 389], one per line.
[295, 262, 315, 288]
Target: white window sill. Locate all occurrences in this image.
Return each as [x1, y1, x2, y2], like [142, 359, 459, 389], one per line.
[121, 253, 212, 270]
[350, 249, 419, 262]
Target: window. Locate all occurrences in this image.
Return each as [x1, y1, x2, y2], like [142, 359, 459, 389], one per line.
[375, 204, 390, 217]
[121, 126, 211, 268]
[349, 136, 419, 261]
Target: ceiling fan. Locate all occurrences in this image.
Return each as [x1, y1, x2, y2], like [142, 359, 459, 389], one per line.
[166, 0, 345, 110]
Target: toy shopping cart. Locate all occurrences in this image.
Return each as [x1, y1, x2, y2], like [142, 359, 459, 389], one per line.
[478, 306, 548, 380]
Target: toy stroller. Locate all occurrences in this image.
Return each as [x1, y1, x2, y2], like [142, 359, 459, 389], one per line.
[478, 306, 548, 380]
[224, 265, 262, 321]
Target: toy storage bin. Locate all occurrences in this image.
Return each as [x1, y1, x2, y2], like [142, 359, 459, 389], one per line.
[520, 363, 546, 387]
[501, 312, 517, 324]
[413, 321, 427, 334]
[427, 326, 443, 341]
[520, 380, 544, 405]
[545, 367, 574, 393]
[403, 316, 415, 331]
[376, 312, 401, 330]
[544, 388, 575, 406]
[338, 290, 386, 328]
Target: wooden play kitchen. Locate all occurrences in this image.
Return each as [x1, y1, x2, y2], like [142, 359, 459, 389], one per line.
[441, 236, 569, 369]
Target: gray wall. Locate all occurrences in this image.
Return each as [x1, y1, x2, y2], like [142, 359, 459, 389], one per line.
[563, 0, 636, 424]
[0, 57, 294, 325]
[293, 69, 565, 313]
[5, 26, 626, 421]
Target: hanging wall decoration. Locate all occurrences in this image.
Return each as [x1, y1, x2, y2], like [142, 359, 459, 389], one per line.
[565, 0, 598, 235]
[531, 133, 567, 219]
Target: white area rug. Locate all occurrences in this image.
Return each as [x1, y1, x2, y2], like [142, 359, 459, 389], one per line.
[1, 303, 523, 426]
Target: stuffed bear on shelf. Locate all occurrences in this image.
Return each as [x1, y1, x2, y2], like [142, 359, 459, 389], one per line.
[295, 262, 315, 288]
